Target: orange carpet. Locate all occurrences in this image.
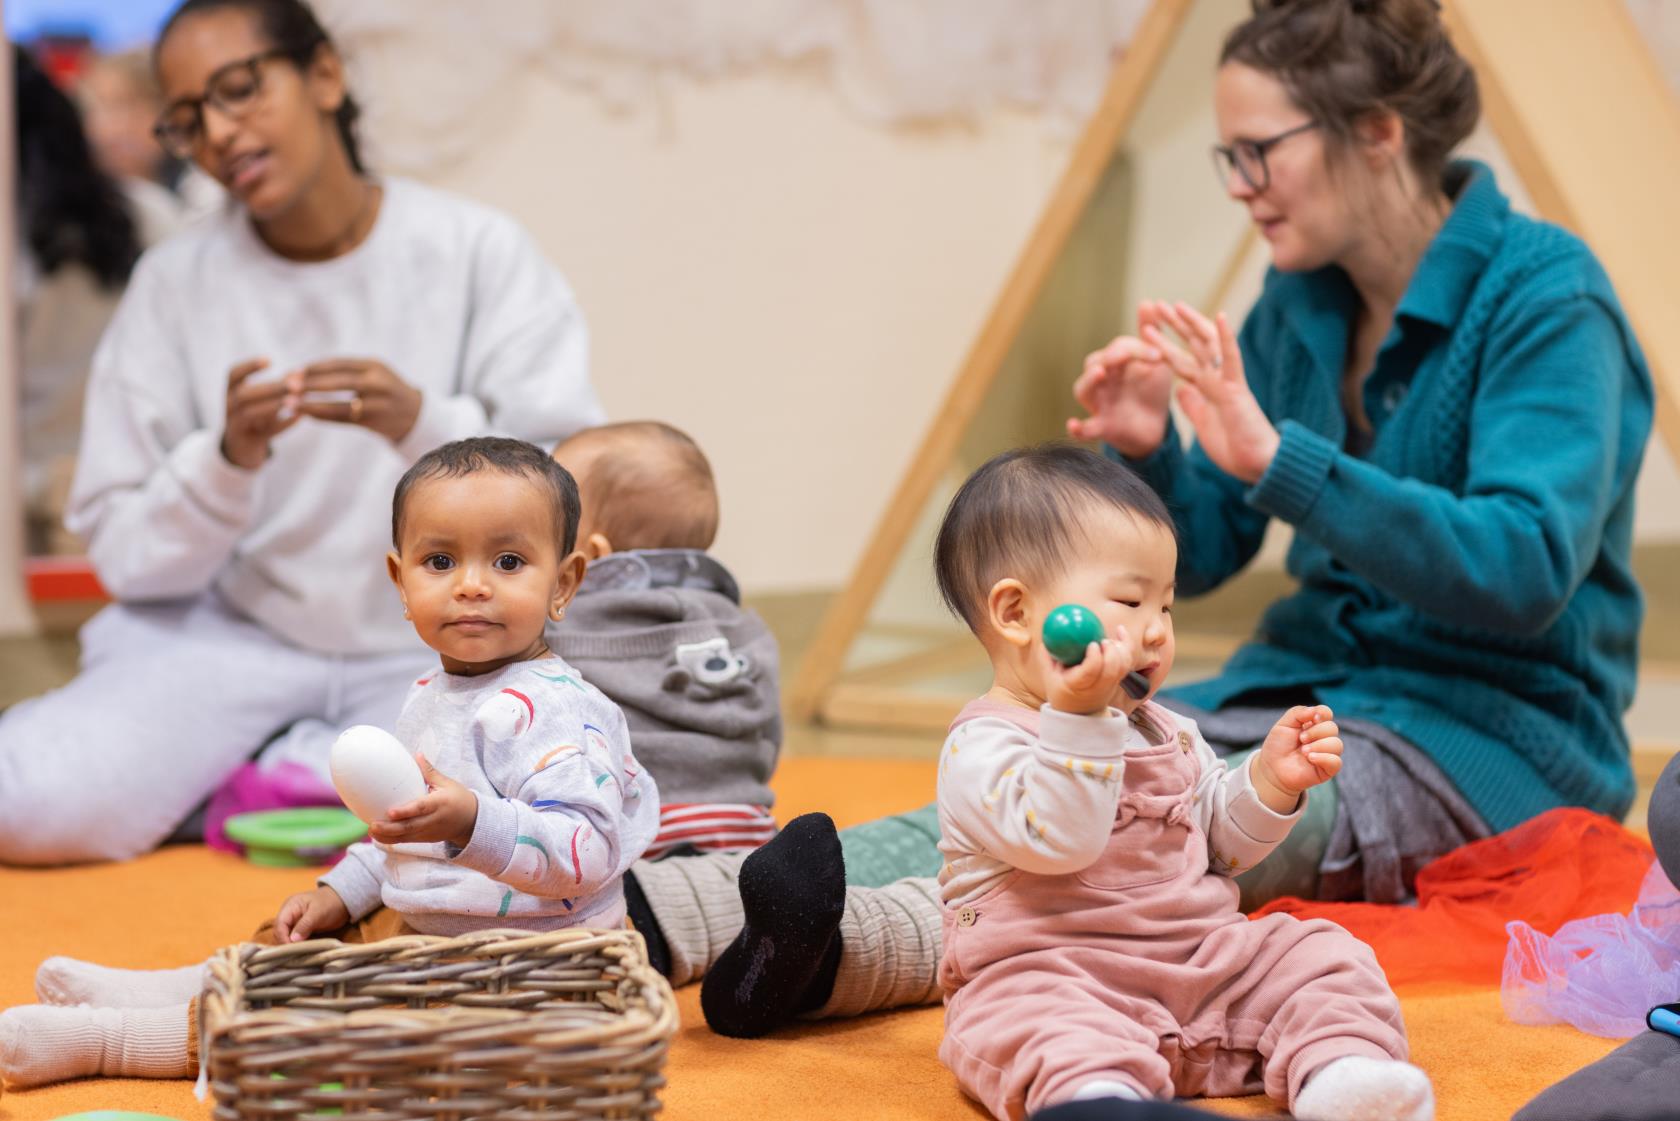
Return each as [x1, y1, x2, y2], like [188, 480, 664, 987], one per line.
[0, 757, 1621, 1121]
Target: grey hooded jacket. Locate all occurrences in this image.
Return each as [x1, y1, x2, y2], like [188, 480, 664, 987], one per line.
[548, 550, 780, 810]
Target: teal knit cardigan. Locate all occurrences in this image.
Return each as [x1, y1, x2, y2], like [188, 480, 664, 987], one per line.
[1129, 161, 1654, 832]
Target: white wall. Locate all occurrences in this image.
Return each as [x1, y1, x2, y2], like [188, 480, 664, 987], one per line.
[428, 62, 1077, 593]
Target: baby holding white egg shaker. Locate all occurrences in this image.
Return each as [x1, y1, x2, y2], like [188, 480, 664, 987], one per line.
[282, 434, 660, 941]
[0, 438, 660, 1088]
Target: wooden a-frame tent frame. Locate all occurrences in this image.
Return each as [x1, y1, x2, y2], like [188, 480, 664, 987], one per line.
[790, 0, 1680, 728]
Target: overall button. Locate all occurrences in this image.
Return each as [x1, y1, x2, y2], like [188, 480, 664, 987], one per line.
[1177, 730, 1192, 752]
[1382, 382, 1409, 412]
[957, 906, 978, 928]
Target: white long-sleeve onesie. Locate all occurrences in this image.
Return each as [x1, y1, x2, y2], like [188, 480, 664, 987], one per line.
[937, 700, 1305, 907]
[323, 657, 659, 932]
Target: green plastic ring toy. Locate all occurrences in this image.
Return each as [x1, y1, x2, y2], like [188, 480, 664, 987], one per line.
[223, 807, 368, 867]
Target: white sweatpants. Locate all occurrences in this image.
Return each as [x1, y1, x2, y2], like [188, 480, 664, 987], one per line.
[0, 594, 432, 865]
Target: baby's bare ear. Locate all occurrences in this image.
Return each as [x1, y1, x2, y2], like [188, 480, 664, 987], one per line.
[550, 550, 588, 619]
[386, 553, 410, 616]
[986, 579, 1033, 648]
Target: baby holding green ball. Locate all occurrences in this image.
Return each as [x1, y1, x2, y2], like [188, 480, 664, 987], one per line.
[930, 444, 1427, 1120]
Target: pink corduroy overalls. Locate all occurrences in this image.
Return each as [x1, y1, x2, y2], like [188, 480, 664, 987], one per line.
[937, 700, 1407, 1120]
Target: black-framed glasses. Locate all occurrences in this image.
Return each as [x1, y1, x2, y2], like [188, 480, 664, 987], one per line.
[1210, 121, 1319, 193]
[151, 44, 312, 158]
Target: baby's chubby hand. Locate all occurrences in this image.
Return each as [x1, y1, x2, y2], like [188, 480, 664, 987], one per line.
[369, 755, 479, 849]
[274, 886, 350, 943]
[1043, 626, 1138, 716]
[1251, 704, 1343, 813]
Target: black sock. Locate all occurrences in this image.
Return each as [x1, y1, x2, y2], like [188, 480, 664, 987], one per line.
[794, 929, 843, 1013]
[622, 869, 672, 978]
[700, 812, 847, 1038]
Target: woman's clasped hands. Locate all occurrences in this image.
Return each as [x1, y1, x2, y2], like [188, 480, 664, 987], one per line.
[220, 356, 423, 469]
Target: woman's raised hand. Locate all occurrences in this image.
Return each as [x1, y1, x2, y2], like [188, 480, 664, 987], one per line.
[1066, 306, 1174, 458]
[220, 358, 300, 470]
[1142, 301, 1279, 485]
[286, 359, 424, 444]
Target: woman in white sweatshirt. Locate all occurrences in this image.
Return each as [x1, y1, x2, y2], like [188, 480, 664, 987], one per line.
[0, 0, 602, 864]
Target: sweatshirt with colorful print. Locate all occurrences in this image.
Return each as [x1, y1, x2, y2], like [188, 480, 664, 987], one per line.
[321, 657, 660, 934]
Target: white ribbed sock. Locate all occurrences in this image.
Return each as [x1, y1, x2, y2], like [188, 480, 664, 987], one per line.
[1293, 1056, 1434, 1121]
[0, 1003, 195, 1088]
[1071, 1079, 1144, 1101]
[810, 876, 943, 1018]
[35, 956, 209, 1008]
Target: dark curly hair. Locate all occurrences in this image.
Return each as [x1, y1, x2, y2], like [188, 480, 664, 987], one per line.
[14, 46, 141, 289]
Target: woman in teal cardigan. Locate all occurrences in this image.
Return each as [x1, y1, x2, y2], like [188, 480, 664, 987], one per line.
[1063, 5, 1652, 907]
[658, 0, 1656, 1040]
[1068, 149, 1651, 908]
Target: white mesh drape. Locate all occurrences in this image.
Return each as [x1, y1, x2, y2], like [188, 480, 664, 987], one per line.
[314, 0, 1154, 175]
[310, 1, 1680, 178]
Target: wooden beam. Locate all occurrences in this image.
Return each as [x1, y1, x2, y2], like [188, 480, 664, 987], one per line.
[818, 683, 968, 735]
[788, 0, 1196, 719]
[837, 636, 986, 688]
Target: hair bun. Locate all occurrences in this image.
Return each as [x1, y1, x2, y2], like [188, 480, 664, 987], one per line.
[1226, 0, 1477, 188]
[1346, 0, 1443, 14]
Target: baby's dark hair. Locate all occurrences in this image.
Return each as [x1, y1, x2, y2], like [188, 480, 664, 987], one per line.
[934, 444, 1175, 634]
[392, 437, 581, 556]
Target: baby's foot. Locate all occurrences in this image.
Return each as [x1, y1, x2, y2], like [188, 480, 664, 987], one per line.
[0, 1003, 195, 1088]
[700, 813, 846, 1038]
[1071, 1079, 1144, 1102]
[1293, 1056, 1434, 1121]
[35, 956, 209, 1008]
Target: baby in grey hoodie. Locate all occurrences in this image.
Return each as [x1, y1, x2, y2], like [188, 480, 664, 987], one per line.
[549, 422, 781, 858]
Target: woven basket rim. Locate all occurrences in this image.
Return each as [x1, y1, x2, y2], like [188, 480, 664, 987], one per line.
[203, 926, 672, 1033]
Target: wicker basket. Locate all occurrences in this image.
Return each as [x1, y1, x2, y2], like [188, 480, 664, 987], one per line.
[200, 927, 677, 1121]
